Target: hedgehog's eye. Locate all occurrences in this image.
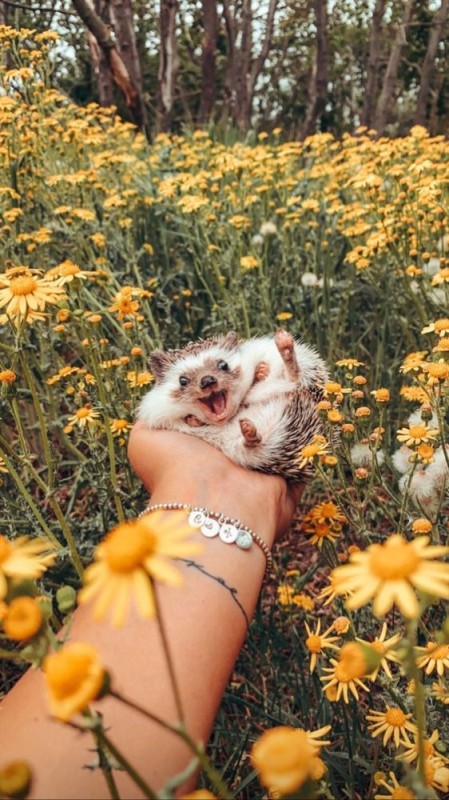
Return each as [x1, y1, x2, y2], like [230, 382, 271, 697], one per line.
[217, 360, 229, 371]
[179, 375, 190, 387]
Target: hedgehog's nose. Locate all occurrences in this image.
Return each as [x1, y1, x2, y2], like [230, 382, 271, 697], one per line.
[200, 375, 217, 390]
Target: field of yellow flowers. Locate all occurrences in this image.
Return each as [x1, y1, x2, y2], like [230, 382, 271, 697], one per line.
[0, 26, 448, 800]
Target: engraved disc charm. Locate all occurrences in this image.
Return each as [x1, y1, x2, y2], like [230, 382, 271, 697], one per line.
[219, 523, 239, 544]
[236, 530, 253, 550]
[188, 510, 206, 528]
[200, 518, 220, 538]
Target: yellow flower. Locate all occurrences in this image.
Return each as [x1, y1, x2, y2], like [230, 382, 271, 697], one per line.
[304, 619, 339, 672]
[335, 358, 364, 369]
[108, 289, 140, 319]
[0, 535, 56, 599]
[297, 437, 330, 467]
[276, 311, 293, 321]
[292, 592, 314, 610]
[0, 761, 32, 799]
[0, 369, 16, 382]
[374, 772, 416, 800]
[277, 583, 295, 606]
[366, 706, 417, 747]
[67, 406, 100, 428]
[320, 650, 370, 703]
[3, 596, 43, 641]
[396, 423, 439, 447]
[109, 418, 132, 437]
[0, 456, 8, 473]
[356, 623, 401, 680]
[397, 729, 448, 765]
[333, 616, 350, 634]
[78, 512, 202, 627]
[416, 642, 449, 676]
[240, 255, 259, 270]
[422, 318, 449, 337]
[125, 369, 153, 388]
[43, 642, 106, 722]
[305, 521, 340, 548]
[250, 727, 320, 796]
[424, 757, 449, 793]
[430, 681, 449, 704]
[400, 385, 429, 403]
[46, 260, 91, 285]
[310, 501, 346, 528]
[371, 388, 390, 403]
[331, 534, 449, 619]
[180, 792, 217, 799]
[0, 267, 66, 325]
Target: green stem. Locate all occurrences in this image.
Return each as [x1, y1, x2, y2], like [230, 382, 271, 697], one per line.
[20, 354, 55, 489]
[153, 586, 184, 723]
[405, 618, 426, 783]
[91, 729, 121, 800]
[96, 729, 158, 800]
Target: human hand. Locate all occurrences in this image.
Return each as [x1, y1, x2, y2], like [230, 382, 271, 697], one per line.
[128, 420, 303, 547]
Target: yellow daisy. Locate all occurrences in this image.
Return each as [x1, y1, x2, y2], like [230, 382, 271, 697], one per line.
[320, 654, 370, 703]
[0, 535, 56, 599]
[304, 620, 340, 672]
[335, 358, 364, 369]
[374, 773, 415, 800]
[397, 729, 449, 765]
[331, 534, 449, 619]
[46, 260, 92, 285]
[430, 682, 449, 704]
[366, 706, 417, 748]
[67, 406, 100, 428]
[78, 511, 202, 627]
[0, 266, 66, 325]
[44, 642, 106, 722]
[416, 642, 449, 676]
[356, 623, 401, 680]
[297, 437, 330, 468]
[396, 423, 439, 447]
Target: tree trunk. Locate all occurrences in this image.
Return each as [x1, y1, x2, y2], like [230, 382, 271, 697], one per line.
[373, 0, 415, 134]
[71, 0, 146, 132]
[301, 0, 328, 139]
[221, 0, 278, 131]
[361, 0, 387, 128]
[198, 0, 218, 123]
[0, 2, 7, 23]
[108, 0, 148, 131]
[157, 0, 179, 132]
[87, 0, 114, 107]
[414, 0, 449, 126]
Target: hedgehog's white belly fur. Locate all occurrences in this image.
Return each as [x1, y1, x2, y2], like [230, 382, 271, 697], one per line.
[168, 396, 293, 470]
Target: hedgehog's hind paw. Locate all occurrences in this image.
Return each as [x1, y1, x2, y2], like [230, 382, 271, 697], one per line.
[240, 418, 262, 448]
[254, 361, 270, 382]
[275, 328, 300, 381]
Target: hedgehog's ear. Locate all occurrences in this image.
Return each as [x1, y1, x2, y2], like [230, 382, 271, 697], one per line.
[221, 331, 239, 350]
[149, 350, 172, 382]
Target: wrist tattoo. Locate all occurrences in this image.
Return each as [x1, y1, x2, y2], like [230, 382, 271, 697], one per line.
[178, 558, 250, 629]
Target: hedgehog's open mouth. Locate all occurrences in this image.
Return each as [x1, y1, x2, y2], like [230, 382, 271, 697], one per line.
[199, 390, 228, 420]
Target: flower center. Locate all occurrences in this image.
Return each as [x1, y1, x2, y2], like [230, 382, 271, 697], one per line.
[426, 642, 449, 660]
[408, 424, 427, 438]
[369, 539, 419, 580]
[0, 535, 12, 563]
[306, 635, 322, 653]
[75, 408, 91, 419]
[371, 640, 385, 653]
[103, 523, 156, 572]
[385, 707, 407, 727]
[10, 276, 37, 296]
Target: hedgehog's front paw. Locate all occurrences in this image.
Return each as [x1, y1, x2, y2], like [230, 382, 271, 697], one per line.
[254, 361, 270, 382]
[240, 418, 262, 448]
[275, 328, 300, 380]
[185, 414, 205, 428]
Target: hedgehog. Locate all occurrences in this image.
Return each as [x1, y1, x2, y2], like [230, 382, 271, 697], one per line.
[137, 329, 329, 482]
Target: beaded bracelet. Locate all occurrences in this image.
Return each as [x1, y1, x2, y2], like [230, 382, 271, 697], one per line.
[139, 502, 273, 572]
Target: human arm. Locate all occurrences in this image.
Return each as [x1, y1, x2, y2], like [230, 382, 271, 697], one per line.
[0, 423, 303, 799]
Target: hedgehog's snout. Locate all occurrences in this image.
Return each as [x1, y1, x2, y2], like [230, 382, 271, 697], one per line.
[200, 374, 217, 390]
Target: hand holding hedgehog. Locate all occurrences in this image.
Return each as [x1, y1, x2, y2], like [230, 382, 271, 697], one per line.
[138, 329, 329, 482]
